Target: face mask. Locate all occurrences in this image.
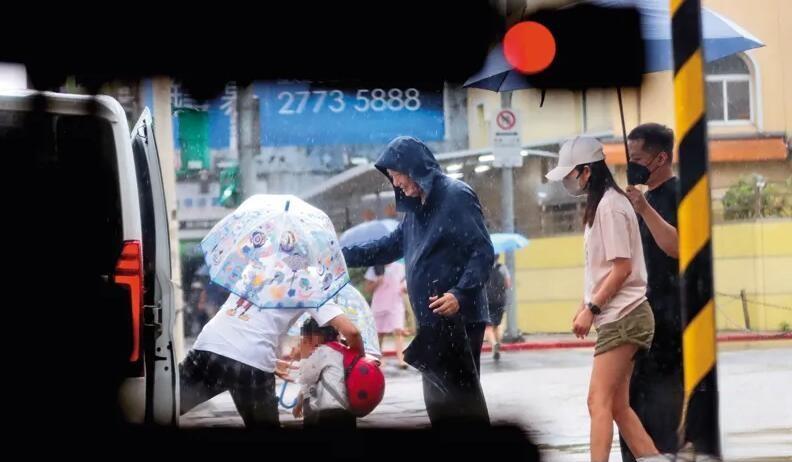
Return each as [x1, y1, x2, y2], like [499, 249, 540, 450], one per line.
[627, 162, 650, 185]
[627, 152, 664, 185]
[563, 170, 588, 197]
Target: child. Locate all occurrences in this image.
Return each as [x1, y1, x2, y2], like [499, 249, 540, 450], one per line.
[293, 318, 357, 430]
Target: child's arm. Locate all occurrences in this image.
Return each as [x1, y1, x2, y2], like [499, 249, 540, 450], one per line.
[292, 391, 304, 418]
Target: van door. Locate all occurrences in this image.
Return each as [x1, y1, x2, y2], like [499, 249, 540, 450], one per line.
[131, 108, 179, 425]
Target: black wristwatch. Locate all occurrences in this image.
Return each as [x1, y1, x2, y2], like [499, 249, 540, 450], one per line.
[587, 302, 602, 315]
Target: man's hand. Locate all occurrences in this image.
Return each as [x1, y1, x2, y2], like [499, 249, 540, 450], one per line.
[292, 398, 303, 418]
[572, 309, 594, 339]
[626, 185, 649, 216]
[429, 293, 460, 317]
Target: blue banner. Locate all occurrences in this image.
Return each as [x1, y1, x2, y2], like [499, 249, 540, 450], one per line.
[171, 82, 444, 149]
[255, 82, 444, 146]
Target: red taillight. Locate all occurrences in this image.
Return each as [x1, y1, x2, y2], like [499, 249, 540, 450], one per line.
[114, 241, 143, 362]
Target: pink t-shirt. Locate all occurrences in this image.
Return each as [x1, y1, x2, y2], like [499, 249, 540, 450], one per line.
[584, 188, 648, 328]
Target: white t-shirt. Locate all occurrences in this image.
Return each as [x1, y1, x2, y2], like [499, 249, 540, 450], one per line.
[193, 294, 344, 373]
[583, 188, 648, 328]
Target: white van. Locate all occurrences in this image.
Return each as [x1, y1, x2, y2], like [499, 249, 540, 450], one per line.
[1, 90, 179, 425]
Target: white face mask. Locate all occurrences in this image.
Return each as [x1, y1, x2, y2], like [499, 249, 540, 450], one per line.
[563, 169, 588, 197]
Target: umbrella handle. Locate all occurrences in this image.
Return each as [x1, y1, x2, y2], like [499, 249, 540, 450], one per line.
[278, 380, 299, 409]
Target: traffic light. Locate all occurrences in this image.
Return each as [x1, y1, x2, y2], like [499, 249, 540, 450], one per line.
[218, 165, 240, 208]
[504, 3, 644, 89]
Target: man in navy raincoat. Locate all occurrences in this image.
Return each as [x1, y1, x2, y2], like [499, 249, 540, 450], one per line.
[343, 136, 494, 427]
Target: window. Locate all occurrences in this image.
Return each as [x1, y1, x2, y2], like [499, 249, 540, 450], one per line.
[706, 54, 753, 123]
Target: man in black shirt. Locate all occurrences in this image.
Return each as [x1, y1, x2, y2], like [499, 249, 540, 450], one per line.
[621, 123, 684, 461]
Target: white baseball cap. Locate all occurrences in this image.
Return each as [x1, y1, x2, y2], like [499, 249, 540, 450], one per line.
[545, 136, 606, 182]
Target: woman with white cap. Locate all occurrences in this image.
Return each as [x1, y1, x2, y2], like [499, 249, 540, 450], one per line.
[545, 137, 670, 462]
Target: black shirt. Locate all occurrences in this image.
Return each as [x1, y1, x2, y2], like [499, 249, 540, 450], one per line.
[638, 176, 683, 371]
[639, 177, 680, 301]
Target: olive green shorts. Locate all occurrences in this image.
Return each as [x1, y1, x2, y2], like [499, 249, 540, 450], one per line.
[594, 300, 655, 356]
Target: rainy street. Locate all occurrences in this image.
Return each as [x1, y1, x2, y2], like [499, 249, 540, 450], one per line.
[9, 0, 792, 458]
[181, 341, 792, 461]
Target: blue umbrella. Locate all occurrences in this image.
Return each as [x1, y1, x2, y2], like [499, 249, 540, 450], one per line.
[597, 0, 764, 72]
[339, 219, 399, 248]
[464, 0, 764, 91]
[490, 233, 530, 255]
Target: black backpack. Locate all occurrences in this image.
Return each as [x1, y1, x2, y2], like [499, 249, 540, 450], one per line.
[486, 263, 507, 309]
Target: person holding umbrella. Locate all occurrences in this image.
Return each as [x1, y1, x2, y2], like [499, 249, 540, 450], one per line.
[621, 123, 683, 461]
[179, 195, 365, 429]
[484, 255, 511, 362]
[484, 233, 528, 361]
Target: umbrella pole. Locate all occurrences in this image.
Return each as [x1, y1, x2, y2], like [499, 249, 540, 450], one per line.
[617, 87, 630, 164]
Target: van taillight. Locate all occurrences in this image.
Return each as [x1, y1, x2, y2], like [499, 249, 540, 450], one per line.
[114, 241, 143, 362]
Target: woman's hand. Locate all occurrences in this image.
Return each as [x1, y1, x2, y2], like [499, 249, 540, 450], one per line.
[573, 301, 586, 322]
[572, 309, 594, 339]
[275, 359, 298, 382]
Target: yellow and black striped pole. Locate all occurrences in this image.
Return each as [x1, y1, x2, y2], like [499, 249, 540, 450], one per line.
[670, 0, 721, 458]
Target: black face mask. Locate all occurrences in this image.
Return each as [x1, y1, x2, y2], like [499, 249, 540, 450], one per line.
[627, 162, 651, 185]
[627, 152, 664, 185]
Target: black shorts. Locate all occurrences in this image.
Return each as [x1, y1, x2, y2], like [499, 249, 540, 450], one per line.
[179, 349, 278, 428]
[488, 305, 505, 326]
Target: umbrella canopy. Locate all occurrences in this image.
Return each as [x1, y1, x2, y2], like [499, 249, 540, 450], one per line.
[287, 284, 382, 358]
[464, 0, 764, 91]
[201, 194, 349, 309]
[339, 219, 400, 248]
[490, 233, 530, 255]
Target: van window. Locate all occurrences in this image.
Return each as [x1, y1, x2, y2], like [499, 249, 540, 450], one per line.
[5, 108, 121, 276]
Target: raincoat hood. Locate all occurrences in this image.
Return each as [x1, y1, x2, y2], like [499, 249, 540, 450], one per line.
[375, 136, 443, 212]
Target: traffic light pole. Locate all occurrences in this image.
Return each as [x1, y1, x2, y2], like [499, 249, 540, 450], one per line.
[238, 83, 260, 199]
[501, 90, 522, 343]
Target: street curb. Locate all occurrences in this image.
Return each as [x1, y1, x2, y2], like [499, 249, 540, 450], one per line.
[379, 332, 792, 357]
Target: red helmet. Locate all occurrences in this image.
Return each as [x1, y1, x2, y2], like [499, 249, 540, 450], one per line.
[326, 342, 385, 417]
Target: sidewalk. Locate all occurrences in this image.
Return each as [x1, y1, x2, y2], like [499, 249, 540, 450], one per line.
[377, 331, 792, 357]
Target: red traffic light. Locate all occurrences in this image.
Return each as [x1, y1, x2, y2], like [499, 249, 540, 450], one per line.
[503, 21, 557, 74]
